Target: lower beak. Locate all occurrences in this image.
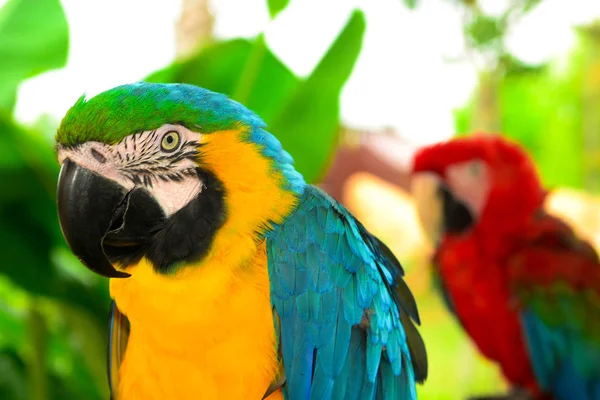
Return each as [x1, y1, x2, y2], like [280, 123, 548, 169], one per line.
[57, 159, 165, 278]
[411, 172, 475, 244]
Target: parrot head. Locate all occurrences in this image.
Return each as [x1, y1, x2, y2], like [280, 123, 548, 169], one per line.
[55, 82, 304, 278]
[410, 134, 546, 244]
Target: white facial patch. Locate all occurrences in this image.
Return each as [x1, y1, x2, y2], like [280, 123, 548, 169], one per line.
[149, 176, 204, 216]
[58, 141, 135, 190]
[58, 124, 205, 217]
[445, 159, 491, 219]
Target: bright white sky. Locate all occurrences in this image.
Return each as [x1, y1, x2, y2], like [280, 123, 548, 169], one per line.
[7, 0, 600, 145]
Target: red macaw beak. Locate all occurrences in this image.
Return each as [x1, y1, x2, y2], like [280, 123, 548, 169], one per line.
[410, 172, 475, 245]
[411, 172, 445, 246]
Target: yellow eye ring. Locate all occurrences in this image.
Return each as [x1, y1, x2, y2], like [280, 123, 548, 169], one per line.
[161, 131, 180, 152]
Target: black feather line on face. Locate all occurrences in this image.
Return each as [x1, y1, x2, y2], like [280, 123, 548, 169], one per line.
[104, 168, 227, 274]
[119, 135, 202, 187]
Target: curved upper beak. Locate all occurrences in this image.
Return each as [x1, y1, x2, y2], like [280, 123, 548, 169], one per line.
[57, 159, 131, 278]
[411, 172, 444, 246]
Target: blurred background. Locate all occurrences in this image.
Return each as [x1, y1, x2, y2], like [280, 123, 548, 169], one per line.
[1, 0, 600, 398]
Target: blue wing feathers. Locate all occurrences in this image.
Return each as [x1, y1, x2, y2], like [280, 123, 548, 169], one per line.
[319, 306, 352, 377]
[522, 308, 600, 400]
[332, 328, 367, 400]
[366, 340, 384, 383]
[267, 185, 427, 399]
[309, 362, 335, 399]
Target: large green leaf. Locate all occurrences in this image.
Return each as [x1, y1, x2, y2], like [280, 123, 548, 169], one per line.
[267, 0, 289, 18]
[268, 10, 366, 182]
[0, 0, 69, 112]
[229, 35, 300, 124]
[146, 37, 299, 124]
[403, 0, 418, 9]
[146, 39, 256, 96]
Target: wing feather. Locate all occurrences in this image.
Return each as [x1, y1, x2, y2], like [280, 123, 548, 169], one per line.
[509, 212, 600, 399]
[267, 185, 427, 399]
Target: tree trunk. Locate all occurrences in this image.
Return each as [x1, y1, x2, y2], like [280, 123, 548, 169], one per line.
[176, 0, 214, 58]
[470, 69, 501, 133]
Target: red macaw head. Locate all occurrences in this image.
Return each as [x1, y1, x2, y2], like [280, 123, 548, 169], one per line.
[410, 133, 546, 244]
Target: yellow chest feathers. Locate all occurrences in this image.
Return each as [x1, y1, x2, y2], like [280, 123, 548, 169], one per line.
[110, 242, 283, 400]
[108, 128, 298, 399]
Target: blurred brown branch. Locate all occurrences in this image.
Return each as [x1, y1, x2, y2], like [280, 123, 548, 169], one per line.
[319, 127, 414, 205]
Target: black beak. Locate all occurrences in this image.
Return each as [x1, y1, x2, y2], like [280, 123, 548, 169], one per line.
[57, 159, 165, 278]
[438, 184, 474, 235]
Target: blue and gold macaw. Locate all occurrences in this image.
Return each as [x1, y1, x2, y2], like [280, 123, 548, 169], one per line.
[55, 82, 428, 399]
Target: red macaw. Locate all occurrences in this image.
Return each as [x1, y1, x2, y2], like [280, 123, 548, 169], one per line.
[410, 134, 600, 400]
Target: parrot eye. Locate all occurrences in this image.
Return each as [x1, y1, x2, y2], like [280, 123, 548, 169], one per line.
[161, 131, 180, 152]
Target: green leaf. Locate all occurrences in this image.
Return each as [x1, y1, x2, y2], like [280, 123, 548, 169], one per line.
[500, 53, 547, 77]
[146, 37, 299, 125]
[465, 15, 504, 49]
[523, 0, 543, 12]
[0, 112, 26, 169]
[146, 39, 256, 95]
[268, 10, 366, 182]
[403, 0, 418, 9]
[0, 0, 69, 113]
[267, 0, 289, 18]
[230, 36, 299, 124]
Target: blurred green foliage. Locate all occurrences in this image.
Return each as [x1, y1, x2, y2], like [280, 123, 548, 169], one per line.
[0, 0, 69, 112]
[460, 0, 544, 66]
[402, 0, 418, 10]
[267, 0, 289, 18]
[452, 0, 600, 195]
[413, 290, 506, 400]
[455, 25, 600, 193]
